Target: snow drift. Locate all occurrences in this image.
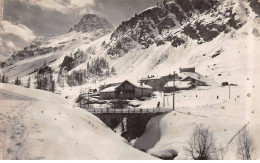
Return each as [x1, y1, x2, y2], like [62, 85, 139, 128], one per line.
[0, 83, 156, 160]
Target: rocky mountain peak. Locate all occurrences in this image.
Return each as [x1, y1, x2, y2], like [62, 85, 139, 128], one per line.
[1, 14, 114, 67]
[69, 14, 114, 33]
[105, 0, 253, 56]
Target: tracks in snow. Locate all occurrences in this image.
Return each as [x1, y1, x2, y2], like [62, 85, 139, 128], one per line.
[0, 90, 35, 159]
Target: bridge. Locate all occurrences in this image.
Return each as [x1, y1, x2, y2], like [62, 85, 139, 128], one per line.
[84, 107, 171, 141]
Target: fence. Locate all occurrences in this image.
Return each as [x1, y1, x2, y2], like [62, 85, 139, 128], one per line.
[85, 107, 172, 114]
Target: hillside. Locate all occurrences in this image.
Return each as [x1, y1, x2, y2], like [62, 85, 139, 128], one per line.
[97, 0, 260, 85]
[0, 14, 113, 81]
[1, 0, 260, 160]
[133, 85, 260, 159]
[1, 0, 259, 87]
[0, 83, 156, 159]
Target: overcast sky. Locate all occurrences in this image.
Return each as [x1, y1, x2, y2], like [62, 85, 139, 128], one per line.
[0, 0, 162, 60]
[3, 0, 162, 36]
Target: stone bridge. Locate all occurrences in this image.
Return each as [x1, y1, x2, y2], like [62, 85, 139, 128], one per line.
[86, 108, 170, 141]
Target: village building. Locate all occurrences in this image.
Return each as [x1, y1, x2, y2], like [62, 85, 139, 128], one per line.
[181, 73, 207, 86]
[99, 85, 118, 100]
[139, 74, 178, 91]
[99, 82, 121, 92]
[163, 81, 193, 93]
[100, 80, 152, 100]
[179, 67, 218, 86]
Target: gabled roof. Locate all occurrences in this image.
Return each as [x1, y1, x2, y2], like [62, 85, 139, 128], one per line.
[100, 85, 119, 93]
[124, 80, 152, 89]
[100, 80, 152, 93]
[100, 82, 122, 88]
[180, 72, 218, 86]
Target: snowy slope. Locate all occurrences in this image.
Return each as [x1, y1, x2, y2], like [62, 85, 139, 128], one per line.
[0, 14, 113, 81]
[99, 0, 259, 85]
[130, 10, 260, 158]
[0, 0, 260, 160]
[134, 82, 260, 160]
[1, 0, 259, 89]
[133, 86, 246, 159]
[66, 0, 260, 87]
[0, 83, 157, 160]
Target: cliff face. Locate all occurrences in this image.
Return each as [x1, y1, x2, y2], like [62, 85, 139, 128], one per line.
[105, 0, 245, 56]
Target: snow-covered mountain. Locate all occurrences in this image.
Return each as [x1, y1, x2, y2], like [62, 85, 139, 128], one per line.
[69, 14, 113, 33]
[1, 0, 260, 86]
[0, 14, 113, 79]
[86, 0, 259, 85]
[1, 0, 260, 160]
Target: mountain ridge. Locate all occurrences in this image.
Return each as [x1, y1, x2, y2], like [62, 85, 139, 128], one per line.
[0, 14, 113, 69]
[0, 0, 260, 88]
[105, 0, 245, 56]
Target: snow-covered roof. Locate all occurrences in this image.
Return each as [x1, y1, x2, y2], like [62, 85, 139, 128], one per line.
[179, 72, 219, 86]
[100, 85, 119, 93]
[100, 80, 152, 93]
[164, 81, 192, 89]
[125, 80, 152, 89]
[140, 77, 160, 81]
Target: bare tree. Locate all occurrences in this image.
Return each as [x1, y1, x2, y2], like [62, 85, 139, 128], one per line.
[214, 144, 226, 160]
[184, 125, 217, 160]
[236, 128, 255, 160]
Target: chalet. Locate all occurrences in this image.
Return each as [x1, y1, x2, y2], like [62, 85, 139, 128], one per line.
[179, 67, 218, 86]
[163, 81, 193, 93]
[99, 82, 122, 92]
[139, 75, 160, 90]
[100, 80, 152, 100]
[100, 85, 118, 100]
[181, 73, 207, 86]
[139, 74, 178, 91]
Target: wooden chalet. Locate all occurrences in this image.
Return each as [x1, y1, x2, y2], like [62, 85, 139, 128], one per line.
[100, 80, 152, 100]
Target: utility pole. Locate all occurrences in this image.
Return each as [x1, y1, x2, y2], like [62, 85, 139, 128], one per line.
[229, 83, 231, 100]
[88, 87, 90, 109]
[163, 92, 165, 107]
[173, 71, 175, 111]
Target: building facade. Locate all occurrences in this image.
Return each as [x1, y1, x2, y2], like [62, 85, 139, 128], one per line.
[139, 74, 178, 91]
[100, 80, 152, 100]
[100, 86, 118, 100]
[182, 76, 207, 86]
